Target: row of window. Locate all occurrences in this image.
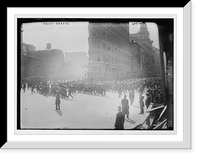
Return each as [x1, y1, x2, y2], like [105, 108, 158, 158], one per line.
[88, 66, 129, 74]
[100, 23, 129, 42]
[104, 25, 129, 42]
[140, 51, 155, 65]
[89, 52, 130, 67]
[89, 39, 131, 60]
[87, 73, 124, 81]
[90, 26, 129, 51]
[131, 34, 149, 40]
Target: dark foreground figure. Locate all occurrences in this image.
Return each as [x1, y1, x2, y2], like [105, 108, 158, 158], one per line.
[55, 91, 61, 111]
[114, 106, 125, 130]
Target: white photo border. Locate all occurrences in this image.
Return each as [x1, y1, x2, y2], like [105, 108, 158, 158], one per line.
[4, 3, 191, 148]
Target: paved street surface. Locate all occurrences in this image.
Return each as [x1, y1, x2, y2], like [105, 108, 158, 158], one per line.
[21, 88, 148, 129]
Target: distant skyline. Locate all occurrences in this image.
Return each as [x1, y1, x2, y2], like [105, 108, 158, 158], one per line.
[22, 22, 159, 53]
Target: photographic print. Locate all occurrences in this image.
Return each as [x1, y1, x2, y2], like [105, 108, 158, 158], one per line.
[4, 3, 192, 148]
[18, 18, 173, 130]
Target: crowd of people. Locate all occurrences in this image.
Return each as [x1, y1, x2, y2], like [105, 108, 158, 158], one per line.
[115, 92, 153, 130]
[21, 76, 164, 129]
[21, 76, 163, 104]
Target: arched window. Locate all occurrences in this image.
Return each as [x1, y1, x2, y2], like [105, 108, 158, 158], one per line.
[92, 28, 96, 36]
[103, 54, 106, 62]
[108, 55, 110, 63]
[107, 46, 110, 52]
[102, 31, 105, 38]
[103, 43, 106, 50]
[98, 41, 101, 48]
[112, 57, 114, 64]
[97, 30, 100, 36]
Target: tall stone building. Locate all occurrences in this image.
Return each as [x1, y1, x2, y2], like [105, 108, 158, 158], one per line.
[129, 23, 157, 78]
[87, 22, 131, 81]
[152, 46, 161, 77]
[129, 41, 143, 78]
[129, 23, 153, 47]
[21, 43, 65, 80]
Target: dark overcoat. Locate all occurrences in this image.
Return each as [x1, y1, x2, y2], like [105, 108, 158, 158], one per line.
[145, 96, 151, 108]
[121, 98, 129, 115]
[55, 94, 60, 104]
[139, 97, 144, 114]
[114, 112, 125, 129]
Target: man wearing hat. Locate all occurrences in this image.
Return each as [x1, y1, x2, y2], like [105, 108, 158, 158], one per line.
[145, 93, 151, 109]
[121, 95, 130, 119]
[139, 95, 145, 114]
[67, 86, 73, 99]
[129, 90, 135, 106]
[55, 91, 61, 111]
[114, 106, 125, 130]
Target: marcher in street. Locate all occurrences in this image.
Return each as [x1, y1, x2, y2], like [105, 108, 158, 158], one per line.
[129, 90, 135, 106]
[118, 88, 122, 98]
[67, 86, 73, 99]
[114, 106, 125, 130]
[145, 93, 151, 109]
[55, 91, 61, 111]
[121, 95, 130, 119]
[139, 95, 145, 114]
[31, 85, 35, 94]
[22, 83, 26, 92]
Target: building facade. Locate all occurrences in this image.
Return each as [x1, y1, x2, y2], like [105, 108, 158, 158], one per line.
[152, 46, 161, 77]
[129, 42, 142, 78]
[129, 23, 157, 78]
[21, 43, 36, 57]
[129, 23, 153, 47]
[87, 22, 131, 81]
[21, 43, 65, 80]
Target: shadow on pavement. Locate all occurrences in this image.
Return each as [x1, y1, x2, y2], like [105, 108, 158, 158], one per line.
[56, 110, 62, 116]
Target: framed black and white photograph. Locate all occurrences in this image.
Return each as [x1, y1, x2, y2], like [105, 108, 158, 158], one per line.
[18, 19, 171, 131]
[3, 2, 191, 149]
